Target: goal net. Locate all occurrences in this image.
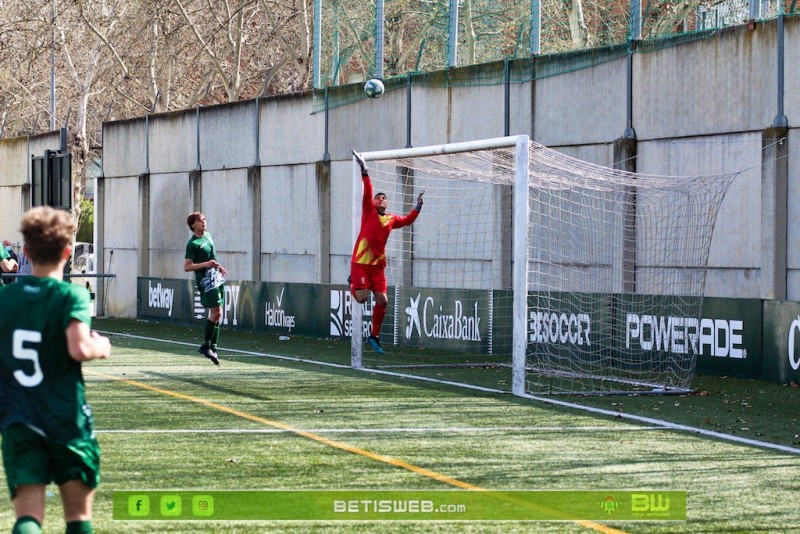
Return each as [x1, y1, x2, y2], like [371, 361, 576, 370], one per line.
[351, 136, 737, 395]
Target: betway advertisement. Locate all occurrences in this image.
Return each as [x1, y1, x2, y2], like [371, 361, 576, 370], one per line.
[137, 278, 194, 320]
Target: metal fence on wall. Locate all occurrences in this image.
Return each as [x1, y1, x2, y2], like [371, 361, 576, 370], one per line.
[313, 0, 794, 90]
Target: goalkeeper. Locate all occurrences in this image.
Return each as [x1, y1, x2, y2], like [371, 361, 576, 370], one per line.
[350, 150, 424, 355]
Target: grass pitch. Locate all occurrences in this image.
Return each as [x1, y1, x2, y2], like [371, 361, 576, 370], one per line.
[1, 317, 798, 533]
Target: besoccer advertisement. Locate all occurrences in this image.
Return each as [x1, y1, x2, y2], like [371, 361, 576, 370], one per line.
[526, 291, 614, 364]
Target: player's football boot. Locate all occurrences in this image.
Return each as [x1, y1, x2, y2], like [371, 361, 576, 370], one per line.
[198, 343, 220, 365]
[367, 335, 384, 355]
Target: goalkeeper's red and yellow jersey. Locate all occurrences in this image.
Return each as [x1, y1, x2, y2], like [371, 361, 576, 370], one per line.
[351, 174, 419, 268]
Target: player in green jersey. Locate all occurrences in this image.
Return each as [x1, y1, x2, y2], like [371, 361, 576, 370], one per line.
[184, 212, 229, 365]
[0, 206, 111, 534]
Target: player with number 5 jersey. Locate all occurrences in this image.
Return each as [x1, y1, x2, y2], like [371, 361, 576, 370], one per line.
[0, 206, 111, 534]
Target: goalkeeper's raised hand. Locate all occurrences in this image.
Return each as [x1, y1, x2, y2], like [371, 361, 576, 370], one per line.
[352, 150, 367, 175]
[415, 191, 425, 211]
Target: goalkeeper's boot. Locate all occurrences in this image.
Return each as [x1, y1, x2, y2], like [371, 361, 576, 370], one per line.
[367, 335, 384, 355]
[198, 343, 220, 366]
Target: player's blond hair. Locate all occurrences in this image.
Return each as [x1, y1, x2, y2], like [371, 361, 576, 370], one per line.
[20, 206, 76, 265]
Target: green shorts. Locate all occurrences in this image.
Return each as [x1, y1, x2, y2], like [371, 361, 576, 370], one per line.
[199, 284, 225, 309]
[1, 424, 100, 499]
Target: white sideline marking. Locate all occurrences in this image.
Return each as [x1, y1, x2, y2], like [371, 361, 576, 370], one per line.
[96, 425, 661, 435]
[99, 330, 800, 456]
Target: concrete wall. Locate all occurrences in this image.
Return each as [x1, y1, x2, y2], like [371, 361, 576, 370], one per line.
[3, 17, 800, 316]
[0, 132, 61, 244]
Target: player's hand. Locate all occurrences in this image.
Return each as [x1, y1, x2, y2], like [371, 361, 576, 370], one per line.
[90, 331, 111, 359]
[415, 191, 424, 211]
[219, 266, 229, 276]
[352, 150, 367, 175]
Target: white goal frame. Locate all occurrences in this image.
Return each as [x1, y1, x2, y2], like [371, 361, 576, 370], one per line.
[350, 135, 530, 395]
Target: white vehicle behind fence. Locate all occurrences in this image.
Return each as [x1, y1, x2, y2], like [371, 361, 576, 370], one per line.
[72, 252, 96, 298]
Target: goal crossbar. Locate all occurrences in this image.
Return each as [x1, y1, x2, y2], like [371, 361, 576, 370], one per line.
[360, 135, 524, 162]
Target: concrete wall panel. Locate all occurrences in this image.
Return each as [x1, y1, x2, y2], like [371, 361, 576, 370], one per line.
[449, 84, 506, 143]
[635, 26, 775, 140]
[103, 248, 138, 318]
[201, 101, 258, 171]
[102, 177, 139, 250]
[409, 86, 452, 147]
[149, 110, 197, 173]
[149, 172, 193, 277]
[261, 94, 325, 166]
[103, 119, 147, 178]
[0, 136, 31, 186]
[261, 164, 321, 283]
[201, 169, 251, 280]
[328, 88, 408, 159]
[535, 58, 627, 147]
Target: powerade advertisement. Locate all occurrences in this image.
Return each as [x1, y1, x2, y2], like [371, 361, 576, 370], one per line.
[138, 278, 800, 384]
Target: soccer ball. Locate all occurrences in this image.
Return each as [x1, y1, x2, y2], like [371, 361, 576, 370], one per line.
[364, 79, 385, 99]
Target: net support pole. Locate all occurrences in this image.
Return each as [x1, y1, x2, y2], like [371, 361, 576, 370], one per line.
[512, 135, 530, 396]
[530, 0, 541, 55]
[447, 0, 459, 67]
[351, 154, 363, 368]
[312, 0, 322, 88]
[375, 0, 385, 79]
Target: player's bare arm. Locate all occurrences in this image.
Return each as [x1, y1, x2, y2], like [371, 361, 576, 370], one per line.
[66, 320, 111, 361]
[183, 258, 227, 276]
[0, 257, 17, 273]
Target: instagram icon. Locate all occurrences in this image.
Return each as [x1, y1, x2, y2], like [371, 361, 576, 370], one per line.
[192, 495, 214, 516]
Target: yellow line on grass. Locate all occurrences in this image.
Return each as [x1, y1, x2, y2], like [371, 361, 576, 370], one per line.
[88, 370, 627, 534]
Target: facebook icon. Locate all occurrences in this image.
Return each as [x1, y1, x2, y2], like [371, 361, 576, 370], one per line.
[128, 495, 150, 516]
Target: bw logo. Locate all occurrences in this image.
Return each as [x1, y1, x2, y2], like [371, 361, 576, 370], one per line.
[631, 493, 670, 512]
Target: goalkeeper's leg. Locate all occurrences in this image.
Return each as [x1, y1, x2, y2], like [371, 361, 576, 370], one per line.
[368, 291, 387, 355]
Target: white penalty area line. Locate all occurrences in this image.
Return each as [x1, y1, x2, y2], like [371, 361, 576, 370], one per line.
[96, 425, 662, 435]
[99, 330, 800, 456]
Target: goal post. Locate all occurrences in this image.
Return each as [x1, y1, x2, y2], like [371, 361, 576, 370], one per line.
[511, 135, 529, 396]
[351, 135, 529, 380]
[349, 136, 737, 395]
